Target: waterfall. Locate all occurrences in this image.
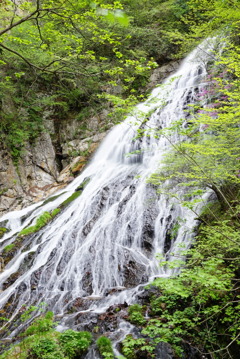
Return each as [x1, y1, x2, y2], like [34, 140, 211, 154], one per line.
[0, 40, 215, 347]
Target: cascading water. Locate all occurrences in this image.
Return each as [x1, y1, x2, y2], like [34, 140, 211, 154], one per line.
[0, 40, 215, 355]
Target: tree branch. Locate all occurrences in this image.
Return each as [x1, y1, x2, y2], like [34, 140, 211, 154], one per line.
[0, 43, 97, 77]
[35, 13, 45, 46]
[0, 43, 61, 73]
[207, 332, 240, 355]
[0, 43, 39, 70]
[0, 7, 58, 37]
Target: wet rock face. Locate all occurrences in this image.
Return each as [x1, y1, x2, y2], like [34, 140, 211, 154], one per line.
[0, 130, 107, 216]
[122, 257, 148, 287]
[141, 185, 159, 255]
[61, 133, 106, 159]
[147, 60, 181, 90]
[155, 342, 176, 359]
[0, 131, 59, 215]
[73, 302, 128, 334]
[135, 285, 161, 305]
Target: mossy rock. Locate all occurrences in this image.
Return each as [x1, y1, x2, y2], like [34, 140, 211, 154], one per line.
[2, 244, 15, 253]
[42, 192, 65, 206]
[18, 209, 61, 238]
[0, 227, 8, 239]
[17, 178, 90, 240]
[59, 191, 82, 208]
[75, 177, 90, 192]
[1, 238, 24, 266]
[59, 177, 90, 208]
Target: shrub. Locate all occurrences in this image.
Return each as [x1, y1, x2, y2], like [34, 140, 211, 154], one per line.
[0, 227, 8, 239]
[29, 338, 64, 359]
[96, 336, 114, 359]
[128, 304, 146, 326]
[24, 312, 54, 336]
[121, 335, 151, 359]
[59, 329, 92, 358]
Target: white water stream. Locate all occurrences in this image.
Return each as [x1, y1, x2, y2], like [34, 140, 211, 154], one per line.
[0, 40, 216, 354]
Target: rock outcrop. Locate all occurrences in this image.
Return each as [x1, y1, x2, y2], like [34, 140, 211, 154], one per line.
[0, 121, 108, 215]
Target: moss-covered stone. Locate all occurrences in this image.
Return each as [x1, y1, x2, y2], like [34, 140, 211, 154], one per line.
[0, 227, 8, 239]
[18, 209, 60, 238]
[2, 244, 15, 253]
[14, 178, 90, 240]
[42, 192, 65, 206]
[59, 177, 90, 208]
[59, 191, 82, 208]
[1, 238, 23, 267]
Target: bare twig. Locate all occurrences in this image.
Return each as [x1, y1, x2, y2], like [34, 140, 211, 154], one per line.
[35, 15, 45, 46]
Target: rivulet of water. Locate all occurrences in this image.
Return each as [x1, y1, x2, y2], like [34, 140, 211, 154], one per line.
[0, 39, 216, 350]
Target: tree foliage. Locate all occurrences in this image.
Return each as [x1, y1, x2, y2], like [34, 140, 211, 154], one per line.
[0, 0, 154, 160]
[150, 3, 240, 209]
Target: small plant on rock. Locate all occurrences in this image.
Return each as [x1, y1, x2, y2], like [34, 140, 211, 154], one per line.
[59, 329, 92, 358]
[28, 337, 64, 359]
[128, 304, 147, 326]
[96, 336, 114, 359]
